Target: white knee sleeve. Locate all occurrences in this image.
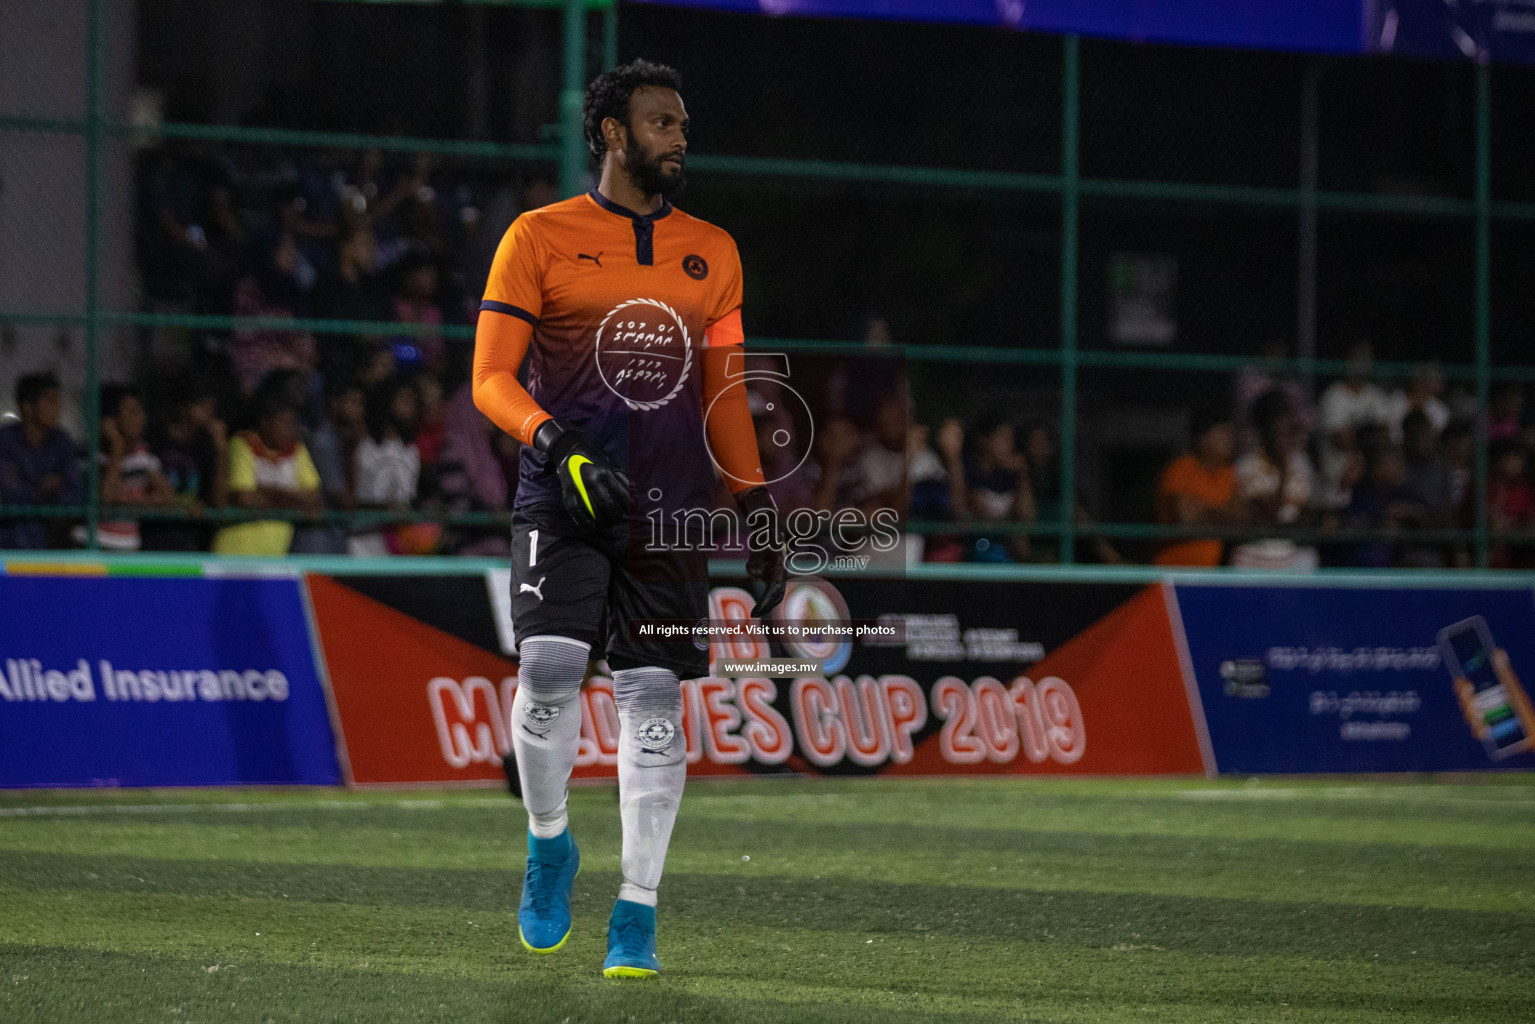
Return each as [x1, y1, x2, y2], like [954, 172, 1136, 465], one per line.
[612, 666, 687, 907]
[512, 636, 589, 838]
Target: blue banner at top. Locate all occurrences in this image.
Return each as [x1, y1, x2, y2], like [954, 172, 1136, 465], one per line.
[1371, 0, 1535, 64]
[634, 0, 1369, 55]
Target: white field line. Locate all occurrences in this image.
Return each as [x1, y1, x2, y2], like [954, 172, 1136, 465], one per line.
[0, 797, 511, 818]
[1169, 787, 1535, 807]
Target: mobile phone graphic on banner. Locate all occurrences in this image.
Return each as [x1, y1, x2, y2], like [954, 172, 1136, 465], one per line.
[1437, 615, 1535, 760]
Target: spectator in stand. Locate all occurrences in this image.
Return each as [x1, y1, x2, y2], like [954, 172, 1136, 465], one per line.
[963, 414, 1034, 562]
[1022, 422, 1123, 565]
[350, 377, 425, 555]
[1342, 446, 1419, 568]
[1155, 407, 1242, 567]
[137, 143, 246, 311]
[1443, 418, 1474, 513]
[229, 230, 317, 395]
[1399, 409, 1455, 568]
[1485, 439, 1535, 569]
[1318, 342, 1391, 512]
[145, 377, 228, 552]
[296, 377, 367, 555]
[0, 372, 83, 549]
[1388, 362, 1450, 441]
[96, 385, 175, 552]
[1487, 384, 1526, 444]
[907, 418, 967, 562]
[437, 382, 512, 556]
[1234, 338, 1315, 456]
[809, 416, 868, 512]
[438, 381, 508, 512]
[849, 394, 907, 515]
[390, 251, 446, 373]
[212, 385, 324, 555]
[414, 373, 447, 470]
[1233, 389, 1318, 570]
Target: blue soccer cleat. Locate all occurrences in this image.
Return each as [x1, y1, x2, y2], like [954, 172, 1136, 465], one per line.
[518, 829, 579, 954]
[602, 899, 661, 978]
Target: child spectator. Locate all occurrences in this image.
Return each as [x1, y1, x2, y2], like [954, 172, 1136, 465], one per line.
[295, 378, 367, 555]
[145, 378, 228, 551]
[1155, 407, 1241, 567]
[350, 377, 425, 555]
[212, 388, 324, 555]
[309, 378, 367, 512]
[0, 372, 83, 549]
[97, 385, 175, 551]
[1233, 389, 1318, 570]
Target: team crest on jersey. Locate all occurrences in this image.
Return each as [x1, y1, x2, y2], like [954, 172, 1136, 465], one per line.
[594, 298, 693, 411]
[682, 254, 708, 280]
[637, 716, 677, 753]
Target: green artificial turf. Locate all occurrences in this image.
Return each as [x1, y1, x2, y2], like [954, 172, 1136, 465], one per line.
[0, 776, 1531, 1023]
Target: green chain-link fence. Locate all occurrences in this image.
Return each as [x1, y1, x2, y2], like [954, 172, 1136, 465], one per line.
[1, 0, 1531, 565]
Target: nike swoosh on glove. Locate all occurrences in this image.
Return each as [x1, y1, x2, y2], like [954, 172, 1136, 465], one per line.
[539, 424, 630, 529]
[737, 486, 788, 619]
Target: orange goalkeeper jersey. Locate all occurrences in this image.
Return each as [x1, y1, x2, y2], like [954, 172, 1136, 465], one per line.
[480, 189, 752, 521]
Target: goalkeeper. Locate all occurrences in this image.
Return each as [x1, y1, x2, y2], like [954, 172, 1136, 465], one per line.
[472, 59, 785, 980]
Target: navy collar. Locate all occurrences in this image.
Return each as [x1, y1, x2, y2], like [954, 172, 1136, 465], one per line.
[587, 188, 672, 223]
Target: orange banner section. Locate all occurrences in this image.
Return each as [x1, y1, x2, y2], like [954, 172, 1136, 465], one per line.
[309, 573, 1207, 786]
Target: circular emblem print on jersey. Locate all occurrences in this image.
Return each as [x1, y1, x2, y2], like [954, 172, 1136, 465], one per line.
[693, 617, 711, 651]
[637, 716, 677, 753]
[594, 298, 693, 411]
[682, 254, 709, 280]
[523, 702, 561, 728]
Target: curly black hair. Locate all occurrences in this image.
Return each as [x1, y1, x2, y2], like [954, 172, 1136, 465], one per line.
[582, 59, 683, 164]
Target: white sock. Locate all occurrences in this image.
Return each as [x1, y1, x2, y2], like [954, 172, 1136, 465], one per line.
[511, 636, 590, 840]
[612, 666, 686, 908]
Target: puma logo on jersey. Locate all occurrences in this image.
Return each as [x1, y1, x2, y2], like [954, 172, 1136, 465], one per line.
[519, 576, 547, 601]
[578, 252, 603, 267]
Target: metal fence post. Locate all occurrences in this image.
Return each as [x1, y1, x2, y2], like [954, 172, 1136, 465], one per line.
[83, 0, 106, 550]
[559, 0, 587, 198]
[1474, 61, 1492, 568]
[603, 0, 619, 71]
[1059, 34, 1080, 565]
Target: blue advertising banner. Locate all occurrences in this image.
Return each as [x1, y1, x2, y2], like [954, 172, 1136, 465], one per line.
[633, 0, 1368, 55]
[1174, 583, 1535, 773]
[0, 576, 340, 787]
[1371, 0, 1535, 65]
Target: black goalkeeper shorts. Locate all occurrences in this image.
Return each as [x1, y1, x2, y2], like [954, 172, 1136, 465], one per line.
[508, 503, 711, 680]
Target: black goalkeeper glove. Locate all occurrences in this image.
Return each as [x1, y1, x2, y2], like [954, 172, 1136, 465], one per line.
[535, 420, 630, 530]
[737, 486, 788, 619]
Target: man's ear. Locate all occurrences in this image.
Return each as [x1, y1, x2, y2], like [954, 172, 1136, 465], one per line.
[601, 115, 627, 157]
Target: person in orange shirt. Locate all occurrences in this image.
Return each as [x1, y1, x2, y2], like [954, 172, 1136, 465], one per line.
[472, 60, 784, 980]
[1155, 407, 1242, 566]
